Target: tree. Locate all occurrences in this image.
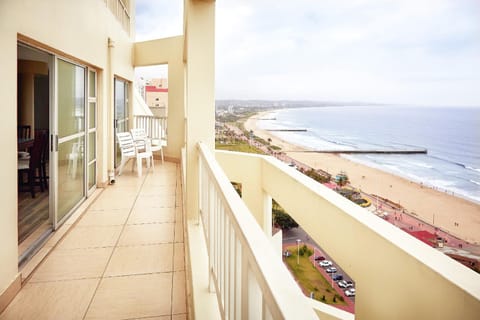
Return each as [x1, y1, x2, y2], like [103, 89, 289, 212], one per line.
[273, 208, 299, 230]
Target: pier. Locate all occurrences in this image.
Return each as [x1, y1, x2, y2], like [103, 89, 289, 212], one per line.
[287, 149, 427, 154]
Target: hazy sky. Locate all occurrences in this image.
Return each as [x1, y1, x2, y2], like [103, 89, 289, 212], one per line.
[135, 0, 480, 106]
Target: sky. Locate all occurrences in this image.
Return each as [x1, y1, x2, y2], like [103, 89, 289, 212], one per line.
[135, 0, 480, 107]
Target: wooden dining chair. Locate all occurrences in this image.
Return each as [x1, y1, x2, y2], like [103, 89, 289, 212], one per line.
[17, 125, 31, 140]
[18, 131, 47, 198]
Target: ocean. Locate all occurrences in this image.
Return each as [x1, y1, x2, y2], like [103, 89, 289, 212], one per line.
[257, 106, 480, 204]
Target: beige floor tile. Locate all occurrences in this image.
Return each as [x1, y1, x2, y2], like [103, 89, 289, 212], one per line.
[175, 206, 184, 223]
[175, 220, 184, 243]
[58, 226, 122, 249]
[172, 314, 187, 320]
[84, 273, 172, 320]
[172, 271, 187, 314]
[118, 223, 174, 246]
[174, 243, 185, 271]
[127, 207, 175, 225]
[78, 209, 130, 226]
[89, 193, 137, 210]
[143, 175, 177, 187]
[134, 195, 176, 208]
[30, 247, 113, 282]
[139, 185, 177, 197]
[104, 244, 173, 277]
[0, 278, 98, 320]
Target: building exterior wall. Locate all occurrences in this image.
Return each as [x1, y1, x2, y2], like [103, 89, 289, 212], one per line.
[145, 79, 168, 117]
[0, 0, 135, 306]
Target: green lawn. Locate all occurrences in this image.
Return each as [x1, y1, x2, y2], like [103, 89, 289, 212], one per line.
[215, 142, 265, 154]
[284, 245, 346, 305]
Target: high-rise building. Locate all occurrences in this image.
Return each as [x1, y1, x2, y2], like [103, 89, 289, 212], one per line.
[145, 78, 169, 117]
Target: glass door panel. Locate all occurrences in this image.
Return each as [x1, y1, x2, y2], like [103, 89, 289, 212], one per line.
[87, 70, 97, 193]
[114, 78, 128, 167]
[56, 59, 86, 224]
[57, 136, 85, 221]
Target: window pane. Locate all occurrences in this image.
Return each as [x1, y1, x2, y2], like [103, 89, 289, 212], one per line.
[89, 70, 96, 97]
[88, 132, 95, 162]
[89, 102, 96, 129]
[58, 60, 85, 138]
[115, 79, 125, 119]
[88, 163, 96, 190]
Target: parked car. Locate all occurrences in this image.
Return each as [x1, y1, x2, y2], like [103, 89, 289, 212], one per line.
[338, 280, 348, 288]
[345, 288, 356, 297]
[319, 260, 332, 267]
[345, 280, 354, 288]
[314, 255, 326, 261]
[326, 267, 337, 273]
[333, 274, 343, 281]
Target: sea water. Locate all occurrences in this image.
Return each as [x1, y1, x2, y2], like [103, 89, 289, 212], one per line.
[256, 106, 480, 203]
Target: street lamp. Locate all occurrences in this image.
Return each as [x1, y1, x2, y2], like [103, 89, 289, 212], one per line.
[296, 239, 301, 265]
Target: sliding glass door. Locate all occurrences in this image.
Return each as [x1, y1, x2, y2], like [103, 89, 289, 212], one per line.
[55, 59, 86, 225]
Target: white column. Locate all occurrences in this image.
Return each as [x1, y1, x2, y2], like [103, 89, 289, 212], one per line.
[185, 0, 216, 220]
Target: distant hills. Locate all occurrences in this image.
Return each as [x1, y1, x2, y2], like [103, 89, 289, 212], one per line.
[215, 99, 389, 109]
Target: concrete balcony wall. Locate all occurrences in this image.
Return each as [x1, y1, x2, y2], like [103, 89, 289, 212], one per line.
[216, 150, 480, 319]
[189, 143, 318, 319]
[134, 36, 185, 160]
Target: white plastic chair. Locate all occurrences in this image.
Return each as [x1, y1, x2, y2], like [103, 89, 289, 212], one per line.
[67, 142, 83, 178]
[131, 127, 164, 164]
[116, 132, 153, 177]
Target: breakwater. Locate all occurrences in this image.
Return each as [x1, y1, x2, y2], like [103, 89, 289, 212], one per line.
[288, 149, 427, 154]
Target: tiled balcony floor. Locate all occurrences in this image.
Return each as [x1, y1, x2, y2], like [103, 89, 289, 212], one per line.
[1, 161, 187, 320]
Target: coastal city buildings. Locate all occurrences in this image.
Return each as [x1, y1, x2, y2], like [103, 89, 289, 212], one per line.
[1, 1, 479, 319]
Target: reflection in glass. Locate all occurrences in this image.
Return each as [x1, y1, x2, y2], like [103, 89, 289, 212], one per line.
[57, 137, 85, 221]
[88, 132, 95, 162]
[88, 164, 95, 190]
[89, 102, 95, 129]
[89, 70, 96, 98]
[58, 60, 85, 138]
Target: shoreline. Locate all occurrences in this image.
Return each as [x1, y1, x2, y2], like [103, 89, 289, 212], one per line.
[244, 111, 480, 244]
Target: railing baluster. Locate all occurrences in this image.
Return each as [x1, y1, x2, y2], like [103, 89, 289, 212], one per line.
[197, 143, 318, 319]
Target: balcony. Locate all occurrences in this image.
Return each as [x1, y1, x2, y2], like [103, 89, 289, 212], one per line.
[2, 146, 479, 319]
[1, 161, 186, 320]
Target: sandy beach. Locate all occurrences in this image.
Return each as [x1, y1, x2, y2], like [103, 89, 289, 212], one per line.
[244, 111, 480, 244]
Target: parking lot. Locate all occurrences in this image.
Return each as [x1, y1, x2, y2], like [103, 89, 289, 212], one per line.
[283, 226, 356, 311]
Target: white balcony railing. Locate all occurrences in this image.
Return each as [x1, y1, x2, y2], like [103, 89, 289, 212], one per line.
[195, 143, 318, 319]
[214, 150, 480, 320]
[105, 0, 130, 33]
[134, 115, 167, 142]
